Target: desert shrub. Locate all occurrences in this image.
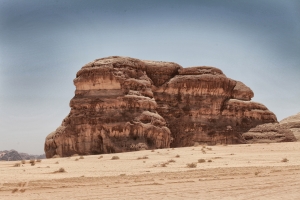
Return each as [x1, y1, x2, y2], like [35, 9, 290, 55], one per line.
[175, 154, 180, 158]
[21, 160, 26, 164]
[55, 161, 59, 164]
[75, 158, 79, 161]
[201, 149, 206, 154]
[12, 188, 18, 193]
[160, 163, 168, 167]
[137, 156, 148, 160]
[79, 156, 84, 159]
[207, 160, 212, 162]
[198, 159, 205, 163]
[14, 163, 21, 167]
[111, 156, 119, 160]
[206, 147, 212, 151]
[56, 167, 66, 173]
[151, 149, 155, 152]
[186, 163, 197, 168]
[98, 156, 103, 159]
[168, 159, 175, 163]
[30, 159, 36, 166]
[281, 158, 288, 162]
[36, 159, 42, 162]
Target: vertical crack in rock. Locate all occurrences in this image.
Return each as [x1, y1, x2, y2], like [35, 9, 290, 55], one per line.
[45, 56, 280, 158]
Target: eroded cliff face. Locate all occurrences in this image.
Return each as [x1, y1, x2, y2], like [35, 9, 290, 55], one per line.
[45, 56, 277, 158]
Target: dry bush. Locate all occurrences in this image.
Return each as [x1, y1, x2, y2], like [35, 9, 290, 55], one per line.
[55, 167, 66, 173]
[75, 158, 79, 161]
[21, 160, 26, 164]
[52, 155, 60, 158]
[12, 188, 18, 193]
[198, 159, 205, 163]
[160, 163, 168, 167]
[79, 156, 84, 159]
[168, 159, 175, 163]
[201, 149, 206, 154]
[281, 158, 288, 162]
[13, 163, 21, 167]
[255, 171, 260, 176]
[186, 163, 197, 168]
[36, 159, 42, 162]
[151, 149, 155, 152]
[19, 189, 26, 193]
[175, 154, 180, 158]
[98, 155, 103, 159]
[30, 159, 36, 166]
[206, 147, 212, 151]
[111, 156, 120, 160]
[207, 159, 212, 162]
[137, 156, 148, 160]
[55, 161, 59, 164]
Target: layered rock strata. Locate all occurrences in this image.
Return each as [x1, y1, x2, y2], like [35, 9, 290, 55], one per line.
[45, 56, 278, 158]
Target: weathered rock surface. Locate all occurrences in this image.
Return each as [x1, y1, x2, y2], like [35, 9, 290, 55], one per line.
[45, 56, 278, 158]
[280, 112, 300, 141]
[242, 123, 296, 143]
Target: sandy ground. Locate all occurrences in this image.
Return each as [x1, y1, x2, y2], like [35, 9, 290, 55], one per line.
[1, 142, 300, 200]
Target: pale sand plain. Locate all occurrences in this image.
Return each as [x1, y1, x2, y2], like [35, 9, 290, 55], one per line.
[1, 142, 300, 200]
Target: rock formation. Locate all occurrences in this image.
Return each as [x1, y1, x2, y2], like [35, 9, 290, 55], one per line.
[280, 112, 300, 141]
[242, 112, 300, 143]
[45, 56, 278, 158]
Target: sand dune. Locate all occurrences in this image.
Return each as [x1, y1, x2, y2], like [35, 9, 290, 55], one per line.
[1, 143, 300, 200]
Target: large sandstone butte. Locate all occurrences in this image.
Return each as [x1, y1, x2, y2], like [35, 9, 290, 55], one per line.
[45, 56, 278, 158]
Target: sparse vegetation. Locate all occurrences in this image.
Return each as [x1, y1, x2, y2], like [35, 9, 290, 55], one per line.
[198, 159, 205, 163]
[206, 147, 212, 151]
[12, 188, 18, 193]
[79, 156, 84, 159]
[175, 154, 180, 158]
[30, 159, 36, 166]
[186, 163, 197, 168]
[281, 158, 288, 162]
[207, 159, 212, 162]
[137, 156, 148, 160]
[75, 158, 79, 161]
[111, 156, 120, 160]
[201, 149, 206, 154]
[168, 159, 175, 163]
[160, 163, 168, 167]
[55, 167, 66, 173]
[21, 160, 26, 164]
[55, 161, 59, 164]
[13, 163, 21, 167]
[98, 156, 103, 159]
[36, 159, 42, 162]
[151, 149, 155, 152]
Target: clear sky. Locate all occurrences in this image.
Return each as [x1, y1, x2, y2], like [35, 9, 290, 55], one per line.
[0, 0, 299, 154]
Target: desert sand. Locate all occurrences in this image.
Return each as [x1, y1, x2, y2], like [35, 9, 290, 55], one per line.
[1, 142, 300, 200]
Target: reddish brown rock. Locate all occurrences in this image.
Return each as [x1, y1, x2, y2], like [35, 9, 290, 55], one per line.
[45, 56, 278, 158]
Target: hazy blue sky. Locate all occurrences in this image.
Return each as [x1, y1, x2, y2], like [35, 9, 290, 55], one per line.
[0, 0, 299, 154]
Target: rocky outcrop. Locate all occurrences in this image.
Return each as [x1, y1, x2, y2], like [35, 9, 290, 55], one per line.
[242, 123, 296, 143]
[45, 56, 278, 158]
[280, 112, 300, 141]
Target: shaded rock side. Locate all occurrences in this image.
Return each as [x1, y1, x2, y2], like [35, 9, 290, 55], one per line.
[45, 56, 277, 158]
